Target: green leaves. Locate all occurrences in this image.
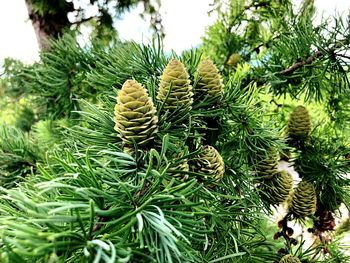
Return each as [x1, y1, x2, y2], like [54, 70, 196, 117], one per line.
[11, 34, 96, 118]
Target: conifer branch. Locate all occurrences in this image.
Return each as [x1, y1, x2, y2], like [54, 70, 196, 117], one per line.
[279, 39, 350, 75]
[71, 15, 97, 26]
[279, 50, 323, 75]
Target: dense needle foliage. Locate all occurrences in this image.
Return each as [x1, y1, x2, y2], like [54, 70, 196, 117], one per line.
[0, 0, 350, 262]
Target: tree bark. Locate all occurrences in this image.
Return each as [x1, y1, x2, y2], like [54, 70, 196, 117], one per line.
[24, 0, 74, 49]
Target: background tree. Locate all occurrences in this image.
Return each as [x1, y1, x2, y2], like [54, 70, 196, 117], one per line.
[24, 0, 163, 49]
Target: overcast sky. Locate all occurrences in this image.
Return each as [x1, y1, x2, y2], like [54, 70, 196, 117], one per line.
[0, 0, 349, 65]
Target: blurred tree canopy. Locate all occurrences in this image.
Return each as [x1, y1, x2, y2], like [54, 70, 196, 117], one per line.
[24, 0, 163, 48]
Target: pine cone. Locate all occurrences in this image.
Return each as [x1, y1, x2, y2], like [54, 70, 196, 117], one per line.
[287, 105, 311, 142]
[114, 80, 158, 149]
[193, 145, 225, 183]
[315, 210, 336, 232]
[227, 53, 241, 67]
[288, 181, 317, 219]
[255, 148, 279, 180]
[195, 59, 224, 102]
[170, 152, 189, 180]
[260, 171, 293, 205]
[157, 59, 193, 112]
[279, 254, 301, 263]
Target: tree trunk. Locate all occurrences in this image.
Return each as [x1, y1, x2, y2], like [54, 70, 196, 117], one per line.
[24, 0, 74, 49]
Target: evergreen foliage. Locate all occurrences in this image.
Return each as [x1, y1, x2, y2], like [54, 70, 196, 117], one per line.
[0, 125, 39, 188]
[202, 0, 350, 124]
[0, 36, 287, 262]
[0, 0, 350, 262]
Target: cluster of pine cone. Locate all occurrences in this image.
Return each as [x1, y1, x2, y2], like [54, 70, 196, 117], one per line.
[256, 105, 317, 218]
[113, 57, 337, 261]
[289, 106, 341, 235]
[113, 58, 225, 185]
[256, 148, 293, 206]
[256, 153, 316, 220]
[256, 105, 318, 262]
[291, 106, 317, 218]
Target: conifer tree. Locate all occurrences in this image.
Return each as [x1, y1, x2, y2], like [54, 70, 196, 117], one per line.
[0, 0, 350, 262]
[25, 0, 163, 48]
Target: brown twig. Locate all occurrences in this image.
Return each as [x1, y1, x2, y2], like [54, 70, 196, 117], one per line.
[71, 16, 97, 26]
[275, 214, 297, 248]
[279, 51, 323, 75]
[279, 39, 350, 76]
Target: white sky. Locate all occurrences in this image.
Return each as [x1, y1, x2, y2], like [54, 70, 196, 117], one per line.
[0, 0, 349, 65]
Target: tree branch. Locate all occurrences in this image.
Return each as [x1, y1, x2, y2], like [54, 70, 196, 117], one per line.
[279, 39, 350, 76]
[71, 16, 97, 26]
[279, 51, 323, 75]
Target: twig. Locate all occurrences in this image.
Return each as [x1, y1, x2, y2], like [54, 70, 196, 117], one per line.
[275, 214, 296, 249]
[279, 51, 323, 75]
[270, 98, 283, 108]
[279, 39, 350, 75]
[72, 16, 97, 26]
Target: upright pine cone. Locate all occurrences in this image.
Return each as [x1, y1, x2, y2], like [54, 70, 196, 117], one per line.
[288, 181, 317, 219]
[193, 145, 225, 183]
[260, 171, 293, 205]
[255, 148, 279, 180]
[279, 254, 301, 263]
[287, 105, 311, 142]
[227, 53, 241, 67]
[195, 59, 224, 102]
[169, 153, 190, 181]
[157, 59, 193, 112]
[114, 80, 158, 149]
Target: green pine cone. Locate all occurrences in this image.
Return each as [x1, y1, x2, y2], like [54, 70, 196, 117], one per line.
[288, 105, 311, 141]
[226, 53, 241, 67]
[288, 181, 317, 219]
[157, 59, 193, 112]
[279, 254, 301, 263]
[114, 80, 158, 148]
[195, 59, 224, 102]
[170, 153, 190, 180]
[193, 145, 225, 182]
[260, 171, 293, 205]
[255, 148, 279, 180]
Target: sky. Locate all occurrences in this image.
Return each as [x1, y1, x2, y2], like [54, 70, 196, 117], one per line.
[0, 0, 349, 65]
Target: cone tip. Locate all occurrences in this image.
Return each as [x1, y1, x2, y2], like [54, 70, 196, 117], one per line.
[121, 79, 144, 90]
